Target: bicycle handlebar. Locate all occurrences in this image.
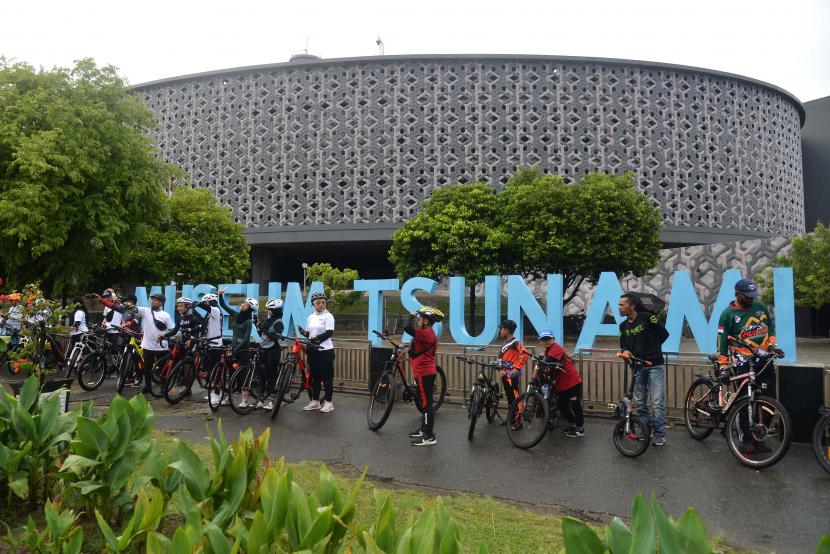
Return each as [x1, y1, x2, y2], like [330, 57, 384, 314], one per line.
[616, 352, 654, 366]
[372, 330, 403, 349]
[275, 334, 323, 350]
[727, 335, 785, 358]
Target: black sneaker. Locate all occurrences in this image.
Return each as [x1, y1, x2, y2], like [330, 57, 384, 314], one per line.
[409, 429, 424, 438]
[411, 435, 437, 446]
[565, 427, 585, 438]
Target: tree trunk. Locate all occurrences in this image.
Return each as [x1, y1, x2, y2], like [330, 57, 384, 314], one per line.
[469, 283, 477, 336]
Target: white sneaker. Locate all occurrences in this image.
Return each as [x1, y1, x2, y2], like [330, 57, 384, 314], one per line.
[320, 402, 334, 413]
[263, 400, 275, 410]
[239, 400, 249, 409]
[255, 401, 265, 410]
[303, 400, 321, 411]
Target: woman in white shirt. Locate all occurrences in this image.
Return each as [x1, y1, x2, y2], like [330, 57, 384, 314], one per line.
[68, 297, 89, 351]
[299, 292, 336, 413]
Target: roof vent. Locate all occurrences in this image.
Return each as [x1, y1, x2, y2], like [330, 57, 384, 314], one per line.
[289, 52, 321, 63]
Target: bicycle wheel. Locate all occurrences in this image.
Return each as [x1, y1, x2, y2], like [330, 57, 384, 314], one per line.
[684, 378, 718, 440]
[227, 365, 261, 415]
[164, 359, 196, 404]
[150, 354, 172, 398]
[207, 362, 227, 413]
[63, 346, 81, 378]
[77, 353, 107, 391]
[270, 363, 295, 421]
[725, 395, 791, 468]
[507, 391, 549, 449]
[286, 362, 305, 402]
[467, 389, 483, 441]
[485, 384, 500, 423]
[812, 413, 830, 474]
[367, 371, 396, 431]
[195, 355, 209, 390]
[116, 351, 133, 394]
[613, 415, 650, 457]
[432, 366, 448, 412]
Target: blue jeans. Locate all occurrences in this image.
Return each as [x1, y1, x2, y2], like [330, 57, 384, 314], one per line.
[633, 365, 666, 439]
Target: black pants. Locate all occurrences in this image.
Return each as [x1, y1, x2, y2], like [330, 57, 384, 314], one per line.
[262, 347, 281, 395]
[142, 349, 167, 390]
[203, 347, 222, 382]
[557, 383, 584, 428]
[416, 373, 436, 436]
[308, 349, 335, 402]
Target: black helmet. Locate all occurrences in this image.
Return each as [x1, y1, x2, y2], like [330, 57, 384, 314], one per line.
[310, 292, 327, 303]
[150, 293, 166, 303]
[499, 319, 517, 333]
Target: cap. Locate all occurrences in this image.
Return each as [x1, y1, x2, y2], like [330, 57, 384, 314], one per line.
[735, 279, 760, 298]
[537, 328, 556, 341]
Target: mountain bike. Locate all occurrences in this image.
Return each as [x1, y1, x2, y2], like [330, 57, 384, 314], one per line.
[163, 336, 209, 404]
[611, 353, 651, 457]
[506, 354, 564, 449]
[683, 336, 791, 468]
[227, 345, 270, 415]
[367, 330, 447, 431]
[76, 328, 119, 391]
[149, 337, 186, 398]
[813, 407, 830, 474]
[29, 321, 68, 375]
[206, 344, 236, 412]
[456, 355, 504, 441]
[63, 332, 97, 379]
[115, 329, 144, 394]
[270, 335, 319, 421]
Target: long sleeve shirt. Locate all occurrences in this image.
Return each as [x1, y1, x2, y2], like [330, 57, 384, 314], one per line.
[219, 295, 252, 352]
[717, 300, 776, 366]
[619, 312, 669, 367]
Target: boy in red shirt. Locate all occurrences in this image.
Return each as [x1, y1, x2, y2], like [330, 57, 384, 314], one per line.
[537, 329, 584, 437]
[403, 306, 444, 446]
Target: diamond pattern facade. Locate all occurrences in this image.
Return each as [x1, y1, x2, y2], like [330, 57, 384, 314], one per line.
[136, 56, 804, 237]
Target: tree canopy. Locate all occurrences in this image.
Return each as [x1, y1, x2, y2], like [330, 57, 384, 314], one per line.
[759, 222, 830, 309]
[124, 187, 251, 286]
[0, 58, 175, 296]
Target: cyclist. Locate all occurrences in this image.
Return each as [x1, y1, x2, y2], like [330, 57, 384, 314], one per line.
[498, 319, 529, 426]
[216, 289, 256, 366]
[299, 292, 336, 413]
[716, 278, 779, 454]
[120, 295, 142, 334]
[618, 292, 669, 446]
[164, 297, 205, 340]
[133, 293, 174, 393]
[403, 306, 444, 447]
[536, 329, 584, 437]
[68, 297, 89, 351]
[257, 298, 285, 410]
[1, 294, 22, 348]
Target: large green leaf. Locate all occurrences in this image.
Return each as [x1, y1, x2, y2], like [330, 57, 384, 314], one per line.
[561, 516, 605, 554]
[675, 509, 711, 554]
[73, 416, 106, 458]
[629, 494, 656, 554]
[816, 535, 830, 554]
[651, 494, 682, 554]
[168, 441, 209, 501]
[18, 375, 39, 412]
[605, 518, 632, 553]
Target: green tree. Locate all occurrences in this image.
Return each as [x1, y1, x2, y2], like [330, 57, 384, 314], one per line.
[759, 222, 830, 309]
[305, 263, 361, 311]
[389, 183, 507, 333]
[500, 168, 663, 304]
[0, 58, 176, 297]
[123, 187, 250, 286]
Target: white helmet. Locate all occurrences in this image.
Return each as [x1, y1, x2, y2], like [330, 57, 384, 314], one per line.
[201, 293, 219, 304]
[266, 298, 284, 310]
[176, 297, 193, 306]
[245, 298, 259, 311]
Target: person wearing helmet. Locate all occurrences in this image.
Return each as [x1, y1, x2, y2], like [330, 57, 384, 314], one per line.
[403, 306, 444, 446]
[498, 319, 529, 426]
[257, 298, 285, 410]
[216, 289, 255, 366]
[164, 297, 205, 341]
[67, 297, 90, 352]
[94, 288, 124, 356]
[298, 291, 336, 413]
[537, 329, 584, 437]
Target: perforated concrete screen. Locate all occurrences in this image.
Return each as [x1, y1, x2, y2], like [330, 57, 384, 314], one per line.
[135, 55, 804, 238]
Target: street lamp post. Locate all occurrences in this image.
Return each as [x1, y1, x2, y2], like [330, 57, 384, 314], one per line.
[301, 263, 309, 295]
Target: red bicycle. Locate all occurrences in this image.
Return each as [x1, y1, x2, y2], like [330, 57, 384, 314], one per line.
[206, 344, 236, 412]
[149, 337, 186, 398]
[270, 335, 319, 420]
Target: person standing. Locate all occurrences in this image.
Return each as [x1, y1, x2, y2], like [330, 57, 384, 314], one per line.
[536, 329, 584, 437]
[404, 307, 444, 446]
[216, 289, 256, 365]
[258, 298, 285, 410]
[498, 319, 529, 424]
[133, 293, 174, 394]
[716, 278, 778, 380]
[299, 292, 336, 413]
[68, 297, 89, 351]
[618, 292, 669, 446]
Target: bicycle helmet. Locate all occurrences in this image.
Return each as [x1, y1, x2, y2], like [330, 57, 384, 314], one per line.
[537, 328, 555, 341]
[310, 292, 327, 302]
[245, 298, 259, 311]
[201, 293, 219, 304]
[176, 297, 193, 306]
[266, 298, 284, 310]
[499, 319, 517, 333]
[415, 306, 445, 323]
[150, 293, 166, 303]
[101, 288, 115, 298]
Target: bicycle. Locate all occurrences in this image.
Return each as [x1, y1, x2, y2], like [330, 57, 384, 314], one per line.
[63, 331, 97, 379]
[506, 354, 564, 449]
[227, 345, 270, 415]
[270, 335, 319, 421]
[163, 336, 210, 404]
[206, 343, 236, 412]
[115, 329, 144, 394]
[813, 406, 830, 474]
[76, 328, 119, 391]
[456, 355, 504, 441]
[366, 330, 447, 431]
[611, 353, 651, 457]
[683, 335, 791, 468]
[149, 337, 187, 398]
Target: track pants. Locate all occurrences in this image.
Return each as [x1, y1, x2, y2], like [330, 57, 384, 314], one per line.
[308, 349, 335, 403]
[557, 383, 584, 428]
[416, 373, 436, 436]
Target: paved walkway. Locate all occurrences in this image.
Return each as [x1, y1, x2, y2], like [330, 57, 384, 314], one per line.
[70, 381, 830, 553]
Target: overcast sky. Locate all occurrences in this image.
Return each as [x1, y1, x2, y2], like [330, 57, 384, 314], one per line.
[3, 0, 828, 101]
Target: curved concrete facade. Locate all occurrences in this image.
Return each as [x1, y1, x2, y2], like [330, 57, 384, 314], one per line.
[134, 54, 805, 248]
